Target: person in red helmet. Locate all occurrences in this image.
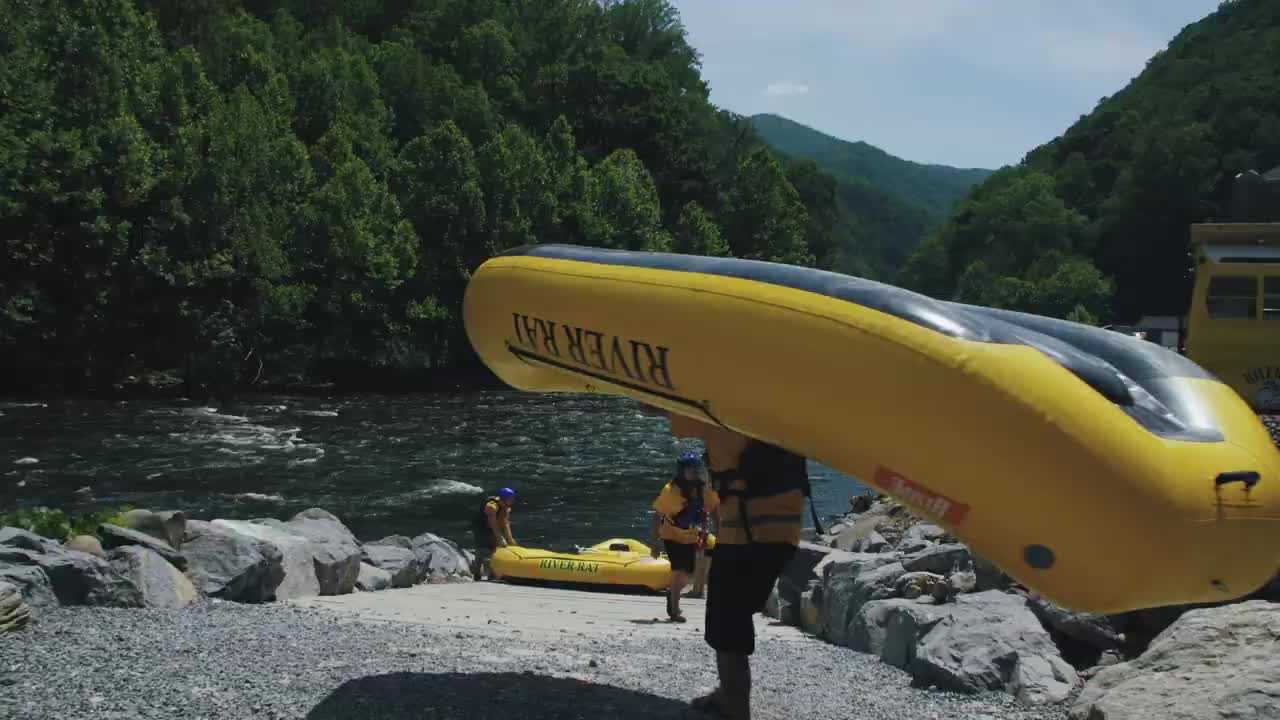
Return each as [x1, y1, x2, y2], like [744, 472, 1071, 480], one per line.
[471, 487, 517, 580]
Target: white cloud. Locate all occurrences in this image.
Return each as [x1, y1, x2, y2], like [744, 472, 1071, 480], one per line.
[762, 81, 810, 97]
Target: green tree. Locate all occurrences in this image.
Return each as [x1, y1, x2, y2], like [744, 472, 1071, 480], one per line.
[672, 201, 728, 257]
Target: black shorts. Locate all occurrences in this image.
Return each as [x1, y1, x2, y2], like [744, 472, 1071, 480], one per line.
[664, 539, 697, 574]
[705, 543, 796, 655]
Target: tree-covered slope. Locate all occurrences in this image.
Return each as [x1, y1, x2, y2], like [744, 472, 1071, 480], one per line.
[750, 113, 994, 217]
[900, 0, 1280, 324]
[750, 113, 992, 279]
[0, 0, 855, 394]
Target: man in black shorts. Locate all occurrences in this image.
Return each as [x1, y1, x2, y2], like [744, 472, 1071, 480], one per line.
[644, 406, 808, 720]
[651, 451, 720, 622]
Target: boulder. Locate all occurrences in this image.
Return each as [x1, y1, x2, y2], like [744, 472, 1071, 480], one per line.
[854, 530, 890, 553]
[0, 527, 60, 553]
[848, 494, 874, 514]
[912, 591, 1078, 706]
[117, 509, 187, 549]
[214, 520, 321, 600]
[0, 565, 56, 607]
[64, 535, 105, 558]
[0, 580, 31, 632]
[285, 508, 359, 546]
[0, 544, 140, 607]
[181, 520, 284, 602]
[361, 542, 421, 588]
[902, 543, 972, 576]
[816, 552, 905, 646]
[247, 513, 361, 595]
[108, 546, 198, 608]
[411, 533, 474, 581]
[1070, 600, 1280, 720]
[773, 541, 834, 625]
[896, 523, 948, 555]
[356, 562, 392, 592]
[1026, 594, 1124, 668]
[850, 598, 952, 668]
[99, 523, 187, 571]
[896, 571, 949, 602]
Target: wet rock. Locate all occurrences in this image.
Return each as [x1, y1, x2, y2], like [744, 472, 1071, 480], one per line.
[107, 546, 198, 608]
[356, 563, 392, 592]
[182, 520, 284, 603]
[99, 524, 187, 571]
[912, 591, 1078, 706]
[1071, 600, 1280, 720]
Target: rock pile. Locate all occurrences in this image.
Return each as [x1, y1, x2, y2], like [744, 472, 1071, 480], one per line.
[0, 507, 477, 621]
[768, 492, 1280, 714]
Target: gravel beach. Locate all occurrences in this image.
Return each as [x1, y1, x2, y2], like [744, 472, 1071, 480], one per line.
[0, 601, 1072, 720]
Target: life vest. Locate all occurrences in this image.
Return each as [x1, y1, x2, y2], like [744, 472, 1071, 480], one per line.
[472, 496, 507, 534]
[708, 440, 823, 543]
[668, 486, 706, 530]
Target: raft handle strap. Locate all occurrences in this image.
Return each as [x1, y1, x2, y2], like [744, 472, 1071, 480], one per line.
[1215, 471, 1261, 490]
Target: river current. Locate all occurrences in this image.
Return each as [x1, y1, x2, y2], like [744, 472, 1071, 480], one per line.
[0, 393, 865, 551]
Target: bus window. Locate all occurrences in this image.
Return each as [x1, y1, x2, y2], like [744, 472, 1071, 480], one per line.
[1206, 276, 1257, 319]
[1266, 277, 1280, 320]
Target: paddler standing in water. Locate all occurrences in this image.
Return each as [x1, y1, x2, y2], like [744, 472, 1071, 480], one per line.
[651, 451, 720, 622]
[471, 487, 517, 581]
[640, 404, 807, 720]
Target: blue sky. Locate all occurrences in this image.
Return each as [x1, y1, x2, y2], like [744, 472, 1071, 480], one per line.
[668, 0, 1224, 169]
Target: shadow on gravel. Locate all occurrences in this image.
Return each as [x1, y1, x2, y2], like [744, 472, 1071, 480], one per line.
[306, 671, 694, 719]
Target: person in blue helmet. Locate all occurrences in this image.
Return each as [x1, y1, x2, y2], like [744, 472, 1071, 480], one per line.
[471, 487, 517, 580]
[651, 450, 720, 622]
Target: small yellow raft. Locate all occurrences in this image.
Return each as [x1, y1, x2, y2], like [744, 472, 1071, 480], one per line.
[463, 244, 1280, 614]
[491, 538, 698, 591]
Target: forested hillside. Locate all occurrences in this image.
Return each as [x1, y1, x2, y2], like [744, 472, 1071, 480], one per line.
[750, 114, 992, 279]
[0, 0, 855, 394]
[899, 0, 1280, 325]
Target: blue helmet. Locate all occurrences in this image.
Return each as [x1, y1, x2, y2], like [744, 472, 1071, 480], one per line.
[498, 487, 515, 500]
[676, 450, 704, 469]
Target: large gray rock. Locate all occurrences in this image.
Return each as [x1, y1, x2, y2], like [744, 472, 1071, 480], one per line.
[850, 598, 952, 668]
[0, 544, 140, 607]
[411, 533, 474, 581]
[854, 530, 890, 553]
[912, 590, 1078, 706]
[1027, 594, 1124, 667]
[816, 552, 904, 646]
[214, 520, 321, 600]
[182, 520, 284, 602]
[107, 546, 198, 609]
[897, 523, 948, 555]
[902, 543, 972, 575]
[117, 509, 187, 549]
[772, 541, 835, 626]
[0, 565, 56, 607]
[356, 562, 392, 592]
[361, 542, 421, 588]
[1070, 600, 1280, 720]
[0, 580, 31, 632]
[99, 523, 188, 571]
[0, 527, 60, 553]
[246, 513, 361, 595]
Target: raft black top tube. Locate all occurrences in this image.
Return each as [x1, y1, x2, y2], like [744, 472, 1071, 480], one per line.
[499, 244, 1223, 441]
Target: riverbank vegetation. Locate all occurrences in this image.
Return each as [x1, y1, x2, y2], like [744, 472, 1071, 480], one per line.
[1, 0, 859, 396]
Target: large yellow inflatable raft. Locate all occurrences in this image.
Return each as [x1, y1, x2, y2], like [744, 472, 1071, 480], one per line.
[463, 244, 1280, 614]
[491, 538, 700, 591]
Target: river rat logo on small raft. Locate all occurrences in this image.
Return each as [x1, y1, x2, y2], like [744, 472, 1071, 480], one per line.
[870, 466, 970, 526]
[508, 312, 675, 392]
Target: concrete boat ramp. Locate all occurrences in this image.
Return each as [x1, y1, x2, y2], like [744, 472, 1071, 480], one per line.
[290, 580, 809, 644]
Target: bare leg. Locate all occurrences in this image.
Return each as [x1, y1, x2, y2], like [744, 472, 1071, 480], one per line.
[669, 570, 690, 618]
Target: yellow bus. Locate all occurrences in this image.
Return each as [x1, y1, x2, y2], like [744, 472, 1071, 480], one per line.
[1183, 221, 1280, 412]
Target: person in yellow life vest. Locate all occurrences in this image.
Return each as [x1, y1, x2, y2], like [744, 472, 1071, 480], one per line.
[470, 487, 516, 581]
[640, 404, 812, 720]
[651, 451, 720, 622]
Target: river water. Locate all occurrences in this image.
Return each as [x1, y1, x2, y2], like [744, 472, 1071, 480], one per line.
[0, 393, 865, 551]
